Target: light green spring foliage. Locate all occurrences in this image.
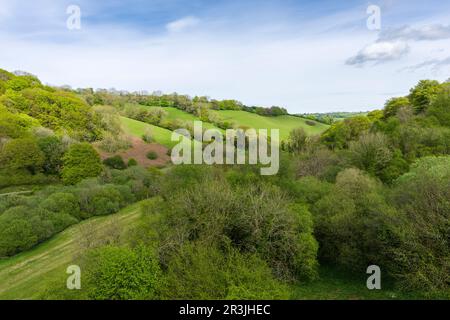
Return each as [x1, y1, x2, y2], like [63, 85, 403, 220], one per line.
[83, 245, 164, 300]
[163, 243, 290, 300]
[157, 165, 319, 282]
[62, 143, 103, 185]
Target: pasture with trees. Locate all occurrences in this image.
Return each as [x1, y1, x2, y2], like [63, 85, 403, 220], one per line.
[0, 69, 449, 300]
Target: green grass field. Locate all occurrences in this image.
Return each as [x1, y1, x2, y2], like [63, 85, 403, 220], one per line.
[140, 106, 220, 131]
[123, 106, 329, 146]
[214, 111, 329, 140]
[120, 116, 176, 147]
[0, 203, 143, 300]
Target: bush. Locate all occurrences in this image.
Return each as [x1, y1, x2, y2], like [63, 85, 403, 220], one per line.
[388, 156, 450, 291]
[158, 168, 318, 281]
[98, 132, 131, 153]
[103, 155, 127, 170]
[0, 207, 38, 256]
[37, 135, 66, 174]
[0, 138, 45, 174]
[163, 243, 290, 300]
[40, 192, 81, 220]
[142, 129, 153, 143]
[348, 132, 393, 177]
[62, 143, 103, 185]
[84, 246, 163, 300]
[127, 158, 137, 167]
[146, 151, 158, 160]
[312, 169, 401, 272]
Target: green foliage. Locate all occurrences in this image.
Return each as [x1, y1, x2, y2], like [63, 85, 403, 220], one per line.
[347, 132, 392, 177]
[427, 88, 450, 127]
[321, 116, 371, 149]
[5, 75, 42, 91]
[0, 167, 152, 258]
[127, 158, 137, 167]
[0, 84, 101, 141]
[409, 80, 441, 114]
[286, 128, 308, 153]
[163, 243, 290, 300]
[0, 106, 39, 139]
[0, 207, 38, 256]
[0, 138, 45, 173]
[383, 97, 411, 119]
[98, 132, 132, 153]
[142, 128, 154, 143]
[158, 167, 318, 281]
[146, 151, 158, 160]
[388, 156, 450, 291]
[313, 169, 401, 271]
[84, 245, 163, 300]
[39, 192, 81, 220]
[62, 143, 103, 185]
[37, 135, 66, 174]
[103, 155, 127, 170]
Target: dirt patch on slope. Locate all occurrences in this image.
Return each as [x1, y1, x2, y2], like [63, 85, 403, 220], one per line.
[96, 137, 171, 168]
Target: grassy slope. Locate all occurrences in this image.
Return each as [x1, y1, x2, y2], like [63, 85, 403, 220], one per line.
[213, 111, 329, 139]
[0, 203, 142, 300]
[144, 106, 218, 130]
[120, 116, 176, 148]
[126, 105, 328, 142]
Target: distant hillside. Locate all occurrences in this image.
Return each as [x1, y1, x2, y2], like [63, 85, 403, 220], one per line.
[299, 111, 369, 125]
[214, 110, 328, 139]
[120, 106, 328, 145]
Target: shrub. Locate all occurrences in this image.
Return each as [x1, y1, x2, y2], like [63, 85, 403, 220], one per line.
[146, 151, 158, 160]
[103, 155, 127, 170]
[39, 192, 81, 220]
[312, 169, 401, 272]
[163, 243, 290, 300]
[62, 143, 103, 185]
[37, 135, 66, 174]
[286, 128, 308, 153]
[98, 132, 131, 153]
[0, 138, 45, 174]
[388, 156, 450, 291]
[158, 169, 319, 281]
[348, 132, 393, 176]
[84, 246, 163, 300]
[127, 158, 137, 167]
[142, 128, 153, 143]
[0, 207, 38, 256]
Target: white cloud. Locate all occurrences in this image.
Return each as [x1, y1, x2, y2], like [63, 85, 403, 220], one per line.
[380, 24, 450, 41]
[166, 16, 200, 33]
[402, 56, 450, 72]
[346, 41, 410, 65]
[1, 1, 450, 113]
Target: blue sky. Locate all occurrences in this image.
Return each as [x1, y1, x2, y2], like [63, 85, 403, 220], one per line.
[1, 0, 450, 113]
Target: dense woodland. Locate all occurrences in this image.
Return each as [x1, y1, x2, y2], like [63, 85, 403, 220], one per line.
[0, 69, 449, 299]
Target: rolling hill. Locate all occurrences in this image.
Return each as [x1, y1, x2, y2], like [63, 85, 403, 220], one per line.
[120, 108, 329, 147]
[120, 116, 176, 148]
[213, 110, 329, 139]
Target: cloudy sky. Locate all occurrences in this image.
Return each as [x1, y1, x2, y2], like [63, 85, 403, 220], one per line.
[1, 0, 450, 113]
